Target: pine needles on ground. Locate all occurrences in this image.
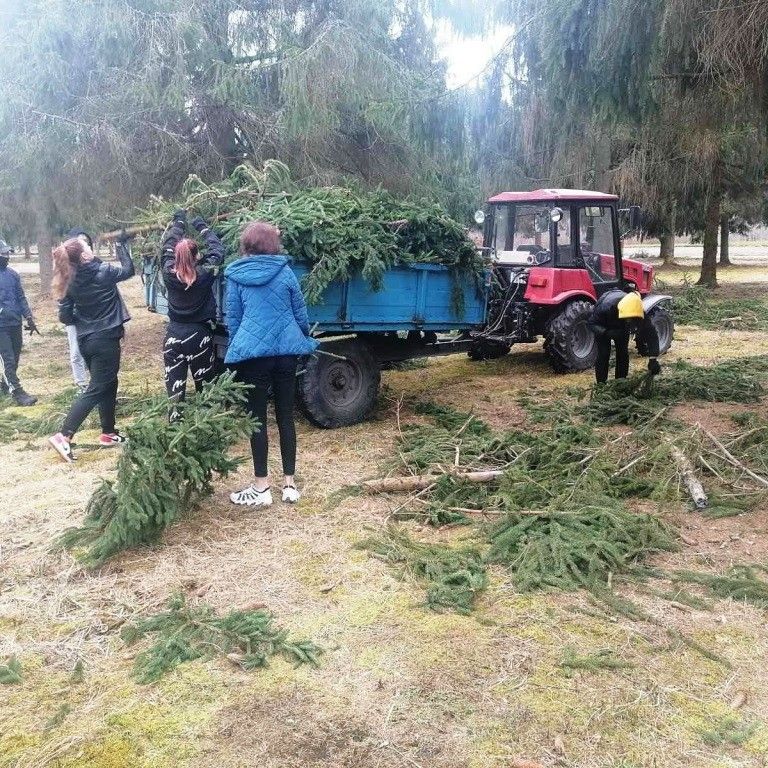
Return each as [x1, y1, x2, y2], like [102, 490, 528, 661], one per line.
[56, 373, 255, 567]
[673, 283, 768, 331]
[485, 509, 676, 592]
[699, 716, 758, 747]
[121, 593, 321, 684]
[674, 566, 768, 609]
[0, 656, 22, 684]
[359, 529, 488, 614]
[139, 161, 484, 311]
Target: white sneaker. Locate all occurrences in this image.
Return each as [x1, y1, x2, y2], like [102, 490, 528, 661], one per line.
[230, 485, 273, 507]
[282, 485, 301, 504]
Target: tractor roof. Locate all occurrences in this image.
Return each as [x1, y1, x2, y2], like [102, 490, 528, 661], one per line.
[487, 189, 619, 204]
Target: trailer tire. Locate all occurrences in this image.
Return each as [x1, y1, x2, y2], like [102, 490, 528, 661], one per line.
[636, 306, 674, 356]
[298, 339, 381, 429]
[544, 300, 597, 373]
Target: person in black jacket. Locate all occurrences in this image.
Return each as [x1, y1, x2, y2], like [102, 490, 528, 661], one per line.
[160, 210, 224, 411]
[588, 289, 661, 384]
[48, 234, 135, 463]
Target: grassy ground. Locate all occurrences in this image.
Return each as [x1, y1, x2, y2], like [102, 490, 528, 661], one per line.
[2, 269, 768, 768]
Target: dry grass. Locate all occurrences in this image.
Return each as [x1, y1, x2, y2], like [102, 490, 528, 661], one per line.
[2, 274, 768, 768]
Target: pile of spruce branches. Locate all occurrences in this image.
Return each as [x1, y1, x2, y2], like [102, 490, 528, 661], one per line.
[123, 593, 320, 683]
[138, 160, 484, 308]
[673, 282, 768, 331]
[56, 373, 255, 567]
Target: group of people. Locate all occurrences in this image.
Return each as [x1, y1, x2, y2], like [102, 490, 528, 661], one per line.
[5, 214, 317, 507]
[1, 215, 659, 506]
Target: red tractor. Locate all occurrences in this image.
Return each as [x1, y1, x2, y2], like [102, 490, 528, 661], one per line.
[472, 189, 673, 370]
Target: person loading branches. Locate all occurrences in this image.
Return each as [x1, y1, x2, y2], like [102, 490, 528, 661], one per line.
[160, 210, 225, 420]
[588, 289, 661, 384]
[49, 234, 135, 463]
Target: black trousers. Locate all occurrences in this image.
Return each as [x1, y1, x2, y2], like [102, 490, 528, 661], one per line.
[232, 355, 299, 477]
[595, 329, 630, 384]
[61, 335, 121, 437]
[0, 325, 23, 391]
[164, 321, 216, 401]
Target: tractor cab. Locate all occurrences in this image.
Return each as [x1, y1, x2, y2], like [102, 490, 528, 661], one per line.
[481, 189, 651, 296]
[471, 189, 672, 372]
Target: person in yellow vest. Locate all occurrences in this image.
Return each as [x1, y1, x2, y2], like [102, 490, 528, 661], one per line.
[588, 289, 661, 383]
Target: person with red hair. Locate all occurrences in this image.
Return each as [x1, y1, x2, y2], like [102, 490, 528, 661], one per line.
[49, 233, 135, 462]
[160, 210, 225, 413]
[224, 221, 318, 508]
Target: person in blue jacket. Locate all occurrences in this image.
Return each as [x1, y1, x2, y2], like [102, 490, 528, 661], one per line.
[0, 238, 38, 406]
[224, 221, 318, 508]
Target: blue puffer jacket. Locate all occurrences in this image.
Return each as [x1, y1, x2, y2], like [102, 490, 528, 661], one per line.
[224, 255, 319, 364]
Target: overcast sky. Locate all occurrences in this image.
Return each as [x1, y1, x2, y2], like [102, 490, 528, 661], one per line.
[436, 24, 513, 88]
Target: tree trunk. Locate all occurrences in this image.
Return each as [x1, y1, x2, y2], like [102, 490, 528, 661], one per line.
[38, 233, 53, 295]
[23, 243, 31, 260]
[697, 164, 722, 288]
[719, 215, 731, 265]
[659, 234, 675, 264]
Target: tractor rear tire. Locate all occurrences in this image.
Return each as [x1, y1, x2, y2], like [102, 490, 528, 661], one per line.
[637, 306, 674, 356]
[297, 339, 381, 429]
[544, 300, 597, 373]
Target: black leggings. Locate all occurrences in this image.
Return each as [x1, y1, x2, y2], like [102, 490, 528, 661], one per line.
[595, 329, 630, 384]
[62, 335, 121, 437]
[232, 355, 299, 477]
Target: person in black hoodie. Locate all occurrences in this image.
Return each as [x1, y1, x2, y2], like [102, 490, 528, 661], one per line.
[160, 210, 224, 412]
[588, 289, 661, 384]
[48, 234, 135, 463]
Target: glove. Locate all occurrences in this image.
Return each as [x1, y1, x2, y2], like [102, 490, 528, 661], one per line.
[25, 318, 40, 336]
[116, 228, 133, 244]
[172, 209, 187, 223]
[191, 216, 208, 232]
[648, 358, 661, 376]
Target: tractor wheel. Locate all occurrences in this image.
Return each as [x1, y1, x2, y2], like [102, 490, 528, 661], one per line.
[297, 339, 381, 429]
[544, 300, 597, 373]
[637, 306, 674, 356]
[468, 339, 512, 361]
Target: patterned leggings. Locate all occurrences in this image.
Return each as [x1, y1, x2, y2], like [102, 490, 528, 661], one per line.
[163, 322, 216, 400]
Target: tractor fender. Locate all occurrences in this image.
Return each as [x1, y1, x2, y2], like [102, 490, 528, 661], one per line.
[543, 289, 596, 306]
[642, 294, 672, 314]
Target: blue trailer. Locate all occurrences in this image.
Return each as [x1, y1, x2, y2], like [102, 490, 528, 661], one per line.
[145, 258, 487, 427]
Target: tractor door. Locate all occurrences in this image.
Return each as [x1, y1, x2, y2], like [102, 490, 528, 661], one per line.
[575, 204, 623, 295]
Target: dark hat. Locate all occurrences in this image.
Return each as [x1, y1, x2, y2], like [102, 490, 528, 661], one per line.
[66, 228, 93, 249]
[0, 239, 14, 255]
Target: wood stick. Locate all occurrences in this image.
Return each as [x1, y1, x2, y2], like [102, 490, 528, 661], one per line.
[670, 446, 708, 509]
[100, 209, 240, 241]
[362, 469, 504, 495]
[700, 426, 768, 489]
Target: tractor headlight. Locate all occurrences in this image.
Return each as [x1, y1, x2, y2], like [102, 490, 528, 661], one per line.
[474, 209, 486, 225]
[549, 207, 563, 223]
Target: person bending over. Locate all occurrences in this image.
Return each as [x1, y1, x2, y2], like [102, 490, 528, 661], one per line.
[161, 210, 225, 417]
[588, 288, 661, 384]
[48, 234, 134, 463]
[0, 238, 38, 405]
[225, 221, 318, 508]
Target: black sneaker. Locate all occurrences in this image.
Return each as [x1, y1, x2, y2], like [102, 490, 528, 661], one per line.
[12, 389, 37, 407]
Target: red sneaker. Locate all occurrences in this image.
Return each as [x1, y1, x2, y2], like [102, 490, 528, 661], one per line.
[49, 433, 75, 463]
[99, 432, 128, 446]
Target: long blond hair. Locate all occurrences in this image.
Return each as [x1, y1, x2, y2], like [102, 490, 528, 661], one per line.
[52, 238, 93, 299]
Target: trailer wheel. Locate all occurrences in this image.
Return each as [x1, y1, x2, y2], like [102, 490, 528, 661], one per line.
[298, 339, 381, 428]
[544, 300, 597, 373]
[636, 306, 674, 356]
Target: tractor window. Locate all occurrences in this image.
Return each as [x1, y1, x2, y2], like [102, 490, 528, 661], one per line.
[493, 205, 551, 266]
[578, 206, 616, 281]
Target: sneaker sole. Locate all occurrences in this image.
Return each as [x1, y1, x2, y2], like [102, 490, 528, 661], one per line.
[230, 499, 273, 507]
[48, 437, 74, 463]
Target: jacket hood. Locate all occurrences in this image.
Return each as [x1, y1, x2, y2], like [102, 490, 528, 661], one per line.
[225, 255, 288, 286]
[67, 228, 93, 249]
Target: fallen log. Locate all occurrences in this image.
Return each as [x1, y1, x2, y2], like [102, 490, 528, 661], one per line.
[362, 470, 504, 495]
[670, 446, 708, 509]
